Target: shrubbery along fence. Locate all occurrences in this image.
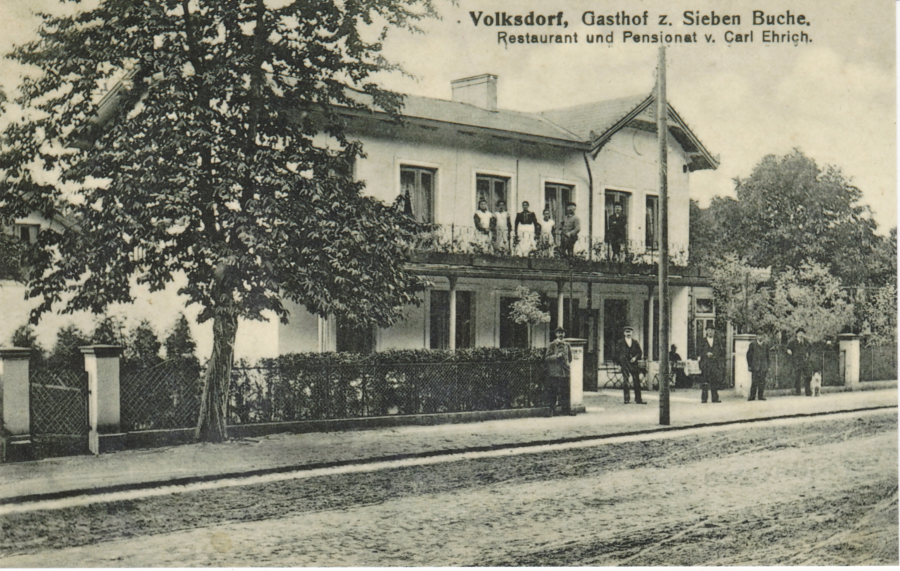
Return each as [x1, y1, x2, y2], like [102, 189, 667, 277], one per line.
[229, 348, 545, 425]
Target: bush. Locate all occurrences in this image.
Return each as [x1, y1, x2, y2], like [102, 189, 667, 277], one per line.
[229, 348, 545, 424]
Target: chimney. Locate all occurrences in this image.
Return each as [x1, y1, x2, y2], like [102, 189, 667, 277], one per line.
[451, 74, 498, 111]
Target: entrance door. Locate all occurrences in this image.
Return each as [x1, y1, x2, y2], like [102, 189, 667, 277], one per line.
[603, 299, 629, 362]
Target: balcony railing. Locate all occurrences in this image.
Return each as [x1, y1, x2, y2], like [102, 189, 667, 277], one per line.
[407, 224, 689, 267]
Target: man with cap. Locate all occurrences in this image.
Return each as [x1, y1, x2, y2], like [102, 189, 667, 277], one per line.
[697, 325, 725, 403]
[543, 327, 573, 416]
[614, 325, 646, 404]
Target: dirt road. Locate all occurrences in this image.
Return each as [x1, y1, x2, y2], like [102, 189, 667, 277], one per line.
[1, 412, 896, 566]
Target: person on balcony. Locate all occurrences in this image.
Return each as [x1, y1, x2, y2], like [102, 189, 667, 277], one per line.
[543, 327, 573, 416]
[474, 198, 493, 250]
[607, 203, 627, 260]
[539, 208, 556, 256]
[698, 325, 725, 403]
[514, 201, 539, 256]
[493, 200, 512, 253]
[615, 326, 646, 404]
[560, 202, 580, 257]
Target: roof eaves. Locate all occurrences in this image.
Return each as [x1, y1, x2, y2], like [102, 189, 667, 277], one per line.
[339, 107, 590, 150]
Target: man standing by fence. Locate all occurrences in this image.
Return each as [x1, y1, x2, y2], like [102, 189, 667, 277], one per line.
[787, 327, 812, 396]
[698, 326, 725, 403]
[746, 333, 770, 401]
[544, 327, 572, 416]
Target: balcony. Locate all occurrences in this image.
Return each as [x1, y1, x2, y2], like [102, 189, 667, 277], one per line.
[405, 224, 690, 276]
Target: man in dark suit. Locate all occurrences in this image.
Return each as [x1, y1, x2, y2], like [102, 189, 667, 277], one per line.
[615, 326, 646, 404]
[698, 325, 725, 403]
[606, 203, 627, 259]
[786, 327, 812, 396]
[746, 333, 770, 401]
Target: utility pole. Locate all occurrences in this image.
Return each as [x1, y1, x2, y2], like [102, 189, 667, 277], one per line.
[657, 46, 671, 426]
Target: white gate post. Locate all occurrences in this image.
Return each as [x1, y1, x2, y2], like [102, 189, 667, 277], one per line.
[0, 348, 33, 461]
[732, 334, 754, 398]
[838, 334, 860, 390]
[80, 345, 124, 454]
[566, 338, 587, 414]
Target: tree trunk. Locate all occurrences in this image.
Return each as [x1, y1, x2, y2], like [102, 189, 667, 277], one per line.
[196, 305, 239, 443]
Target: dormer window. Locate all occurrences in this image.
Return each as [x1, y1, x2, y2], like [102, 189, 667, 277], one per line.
[8, 224, 39, 244]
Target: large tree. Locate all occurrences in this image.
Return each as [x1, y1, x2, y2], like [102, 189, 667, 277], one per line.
[0, 0, 434, 441]
[691, 150, 890, 286]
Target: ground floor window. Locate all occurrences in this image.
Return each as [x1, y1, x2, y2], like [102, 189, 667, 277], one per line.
[430, 290, 475, 349]
[336, 318, 376, 354]
[549, 298, 581, 338]
[603, 299, 628, 362]
[499, 297, 530, 348]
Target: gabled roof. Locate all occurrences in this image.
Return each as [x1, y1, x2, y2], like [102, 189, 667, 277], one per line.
[538, 94, 649, 141]
[83, 69, 718, 170]
[348, 88, 717, 171]
[539, 94, 719, 172]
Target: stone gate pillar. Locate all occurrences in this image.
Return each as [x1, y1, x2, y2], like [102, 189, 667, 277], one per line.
[838, 334, 860, 390]
[732, 334, 754, 398]
[566, 338, 587, 414]
[0, 348, 33, 461]
[80, 345, 124, 454]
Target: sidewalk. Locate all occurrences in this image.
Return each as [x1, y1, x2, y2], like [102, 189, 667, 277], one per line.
[1, 388, 896, 503]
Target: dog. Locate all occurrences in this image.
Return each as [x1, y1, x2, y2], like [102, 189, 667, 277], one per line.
[809, 372, 822, 396]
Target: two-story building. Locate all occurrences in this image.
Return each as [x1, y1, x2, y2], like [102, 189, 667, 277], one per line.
[2, 73, 719, 388]
[276, 74, 718, 386]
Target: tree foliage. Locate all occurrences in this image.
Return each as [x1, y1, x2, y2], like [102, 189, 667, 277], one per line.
[0, 0, 435, 441]
[767, 261, 854, 343]
[691, 150, 892, 287]
[709, 254, 771, 336]
[509, 286, 550, 347]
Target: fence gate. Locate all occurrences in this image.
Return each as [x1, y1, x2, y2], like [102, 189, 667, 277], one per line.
[30, 368, 90, 451]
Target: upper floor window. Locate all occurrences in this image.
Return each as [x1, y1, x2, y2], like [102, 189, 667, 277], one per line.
[645, 195, 659, 250]
[544, 183, 573, 225]
[400, 166, 435, 224]
[605, 191, 630, 255]
[476, 174, 508, 213]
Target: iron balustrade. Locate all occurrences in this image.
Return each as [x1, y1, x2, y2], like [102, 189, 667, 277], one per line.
[407, 223, 689, 265]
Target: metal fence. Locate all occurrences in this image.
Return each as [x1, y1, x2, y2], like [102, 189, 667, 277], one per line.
[30, 368, 89, 436]
[229, 361, 544, 425]
[120, 359, 201, 431]
[766, 348, 844, 390]
[860, 346, 898, 382]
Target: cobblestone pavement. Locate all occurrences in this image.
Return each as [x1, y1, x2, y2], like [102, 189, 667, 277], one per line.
[0, 411, 896, 566]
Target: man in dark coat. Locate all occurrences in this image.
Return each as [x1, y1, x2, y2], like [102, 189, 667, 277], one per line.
[606, 203, 627, 259]
[746, 333, 770, 401]
[786, 327, 812, 396]
[697, 326, 725, 403]
[615, 326, 646, 404]
[543, 327, 572, 416]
